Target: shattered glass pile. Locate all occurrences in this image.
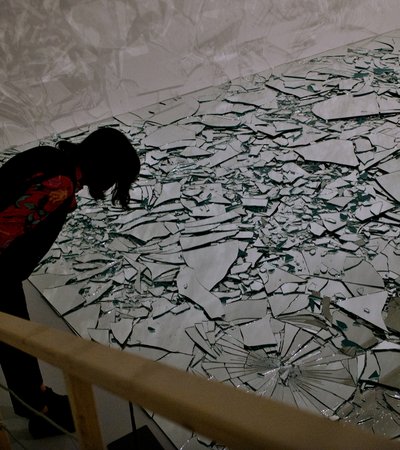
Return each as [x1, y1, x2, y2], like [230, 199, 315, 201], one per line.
[4, 33, 400, 447]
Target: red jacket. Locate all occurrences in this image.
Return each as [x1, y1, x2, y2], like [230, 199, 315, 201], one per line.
[0, 146, 79, 280]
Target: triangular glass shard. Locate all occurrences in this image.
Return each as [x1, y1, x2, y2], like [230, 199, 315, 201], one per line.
[110, 319, 133, 346]
[376, 171, 400, 202]
[337, 291, 388, 330]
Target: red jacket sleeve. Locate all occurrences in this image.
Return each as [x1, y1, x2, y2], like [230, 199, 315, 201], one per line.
[0, 175, 76, 252]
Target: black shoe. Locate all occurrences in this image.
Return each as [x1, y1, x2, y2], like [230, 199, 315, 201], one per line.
[28, 388, 75, 439]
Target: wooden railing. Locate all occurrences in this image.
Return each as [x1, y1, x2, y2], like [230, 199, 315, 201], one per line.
[0, 311, 399, 450]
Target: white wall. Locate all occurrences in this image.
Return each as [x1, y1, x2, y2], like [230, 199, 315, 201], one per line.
[1, 0, 400, 148]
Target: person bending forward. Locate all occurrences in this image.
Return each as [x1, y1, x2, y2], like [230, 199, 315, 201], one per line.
[0, 127, 140, 438]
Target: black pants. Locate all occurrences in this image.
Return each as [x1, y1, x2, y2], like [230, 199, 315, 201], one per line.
[0, 195, 69, 416]
[0, 279, 44, 416]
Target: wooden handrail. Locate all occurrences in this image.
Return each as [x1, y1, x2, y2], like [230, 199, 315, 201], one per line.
[0, 312, 398, 450]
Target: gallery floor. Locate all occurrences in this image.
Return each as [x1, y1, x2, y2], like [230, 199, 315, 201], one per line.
[1, 30, 400, 448]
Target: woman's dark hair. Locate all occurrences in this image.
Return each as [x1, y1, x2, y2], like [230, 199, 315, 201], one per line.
[58, 127, 140, 208]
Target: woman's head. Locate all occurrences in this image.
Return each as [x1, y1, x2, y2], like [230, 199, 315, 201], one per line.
[59, 127, 140, 208]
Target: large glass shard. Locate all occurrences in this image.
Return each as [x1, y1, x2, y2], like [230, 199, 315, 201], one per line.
[239, 315, 276, 348]
[129, 306, 206, 354]
[342, 260, 385, 288]
[312, 93, 400, 120]
[331, 310, 378, 349]
[295, 140, 358, 167]
[126, 222, 171, 243]
[30, 273, 73, 291]
[42, 284, 85, 316]
[200, 144, 238, 167]
[374, 350, 400, 389]
[110, 319, 133, 346]
[63, 305, 100, 340]
[354, 196, 394, 222]
[153, 182, 182, 207]
[337, 291, 388, 331]
[224, 300, 267, 322]
[177, 267, 225, 319]
[183, 241, 239, 290]
[376, 171, 400, 202]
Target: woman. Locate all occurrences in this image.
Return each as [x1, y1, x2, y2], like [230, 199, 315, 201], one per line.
[0, 127, 140, 438]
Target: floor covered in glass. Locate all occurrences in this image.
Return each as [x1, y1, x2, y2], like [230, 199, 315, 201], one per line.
[2, 30, 400, 449]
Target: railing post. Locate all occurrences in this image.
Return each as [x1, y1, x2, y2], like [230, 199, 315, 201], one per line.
[64, 373, 104, 450]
